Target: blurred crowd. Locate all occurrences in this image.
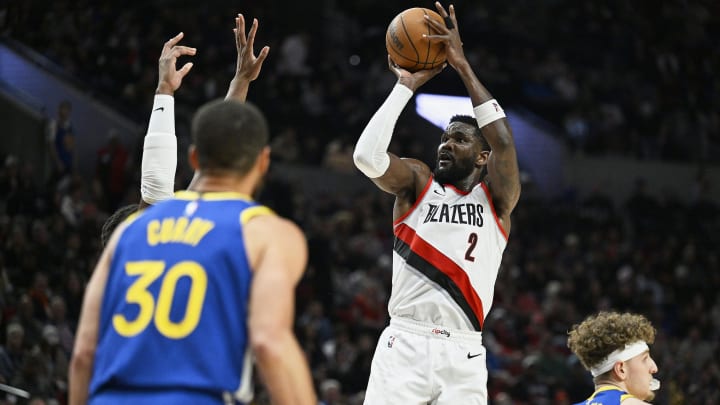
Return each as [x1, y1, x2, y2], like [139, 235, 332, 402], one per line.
[2, 0, 719, 164]
[1, 0, 720, 404]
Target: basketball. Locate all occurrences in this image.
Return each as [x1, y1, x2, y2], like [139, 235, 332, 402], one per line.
[385, 8, 447, 72]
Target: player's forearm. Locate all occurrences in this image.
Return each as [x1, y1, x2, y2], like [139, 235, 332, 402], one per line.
[455, 60, 493, 107]
[254, 333, 317, 405]
[225, 77, 250, 102]
[456, 61, 515, 151]
[68, 352, 93, 405]
[353, 83, 413, 178]
[141, 95, 177, 205]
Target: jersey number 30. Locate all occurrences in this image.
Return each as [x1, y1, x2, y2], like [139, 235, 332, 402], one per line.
[113, 260, 208, 339]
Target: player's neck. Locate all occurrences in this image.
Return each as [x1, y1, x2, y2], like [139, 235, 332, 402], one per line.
[595, 379, 628, 393]
[449, 174, 484, 193]
[187, 171, 257, 197]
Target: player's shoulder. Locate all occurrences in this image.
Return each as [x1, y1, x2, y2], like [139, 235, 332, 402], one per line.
[244, 213, 305, 243]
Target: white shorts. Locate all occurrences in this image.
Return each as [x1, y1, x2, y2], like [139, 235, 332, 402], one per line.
[363, 317, 488, 405]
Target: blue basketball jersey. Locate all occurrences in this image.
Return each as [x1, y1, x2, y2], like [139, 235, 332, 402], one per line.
[574, 386, 636, 405]
[89, 191, 274, 404]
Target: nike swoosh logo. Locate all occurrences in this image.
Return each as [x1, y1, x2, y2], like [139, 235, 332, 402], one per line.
[467, 352, 482, 359]
[433, 190, 445, 196]
[154, 107, 165, 112]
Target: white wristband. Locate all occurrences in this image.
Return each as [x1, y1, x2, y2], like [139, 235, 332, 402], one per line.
[473, 99, 506, 129]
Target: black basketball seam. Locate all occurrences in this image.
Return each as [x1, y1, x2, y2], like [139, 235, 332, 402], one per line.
[399, 13, 421, 71]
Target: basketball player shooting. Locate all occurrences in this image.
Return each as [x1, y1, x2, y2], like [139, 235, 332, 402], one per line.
[353, 2, 520, 404]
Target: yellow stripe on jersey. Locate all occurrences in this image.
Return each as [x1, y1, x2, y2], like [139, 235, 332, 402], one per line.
[123, 210, 142, 226]
[240, 206, 275, 225]
[586, 386, 636, 402]
[587, 386, 617, 400]
[175, 190, 253, 201]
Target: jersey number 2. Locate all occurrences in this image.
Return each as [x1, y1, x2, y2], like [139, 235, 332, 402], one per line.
[465, 233, 478, 262]
[113, 260, 208, 339]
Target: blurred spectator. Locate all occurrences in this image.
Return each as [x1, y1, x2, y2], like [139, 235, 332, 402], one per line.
[46, 101, 76, 179]
[93, 130, 130, 212]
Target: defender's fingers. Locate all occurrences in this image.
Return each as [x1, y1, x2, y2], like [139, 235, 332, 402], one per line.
[256, 46, 270, 63]
[178, 62, 194, 78]
[171, 46, 197, 58]
[237, 14, 247, 46]
[164, 32, 184, 49]
[247, 18, 259, 47]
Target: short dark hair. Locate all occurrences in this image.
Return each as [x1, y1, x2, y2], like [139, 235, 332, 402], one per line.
[449, 115, 490, 151]
[191, 99, 269, 174]
[101, 204, 139, 247]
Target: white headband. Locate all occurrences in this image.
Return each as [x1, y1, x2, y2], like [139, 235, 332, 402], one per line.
[590, 341, 649, 377]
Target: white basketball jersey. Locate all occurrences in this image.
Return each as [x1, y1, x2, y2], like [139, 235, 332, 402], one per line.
[390, 177, 508, 331]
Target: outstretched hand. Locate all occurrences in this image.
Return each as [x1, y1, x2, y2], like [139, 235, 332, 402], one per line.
[156, 32, 196, 95]
[233, 14, 270, 82]
[425, 2, 466, 70]
[388, 56, 445, 92]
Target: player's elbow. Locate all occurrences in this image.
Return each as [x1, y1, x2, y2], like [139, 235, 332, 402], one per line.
[250, 328, 291, 362]
[70, 345, 95, 376]
[352, 148, 388, 178]
[352, 147, 369, 170]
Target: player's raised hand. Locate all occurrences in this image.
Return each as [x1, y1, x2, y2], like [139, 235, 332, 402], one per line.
[156, 32, 196, 95]
[233, 14, 270, 83]
[425, 2, 466, 69]
[388, 55, 445, 92]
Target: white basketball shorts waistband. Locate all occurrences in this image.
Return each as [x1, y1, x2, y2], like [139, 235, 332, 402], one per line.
[390, 316, 483, 343]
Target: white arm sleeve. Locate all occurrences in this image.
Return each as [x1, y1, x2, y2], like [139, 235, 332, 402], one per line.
[353, 83, 413, 178]
[141, 95, 177, 205]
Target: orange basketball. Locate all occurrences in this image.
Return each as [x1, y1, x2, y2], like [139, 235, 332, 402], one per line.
[385, 8, 447, 72]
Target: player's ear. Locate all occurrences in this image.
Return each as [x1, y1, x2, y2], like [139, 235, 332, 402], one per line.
[613, 361, 627, 380]
[188, 145, 200, 170]
[256, 146, 271, 175]
[475, 150, 490, 167]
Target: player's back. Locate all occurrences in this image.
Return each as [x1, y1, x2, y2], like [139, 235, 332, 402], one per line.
[90, 191, 273, 405]
[574, 386, 636, 405]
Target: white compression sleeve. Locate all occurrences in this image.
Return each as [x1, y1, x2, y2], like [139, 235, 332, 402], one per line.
[353, 83, 413, 178]
[141, 95, 177, 205]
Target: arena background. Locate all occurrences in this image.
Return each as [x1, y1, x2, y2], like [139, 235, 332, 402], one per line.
[0, 0, 718, 404]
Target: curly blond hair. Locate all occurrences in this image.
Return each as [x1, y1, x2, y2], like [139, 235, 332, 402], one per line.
[567, 312, 656, 372]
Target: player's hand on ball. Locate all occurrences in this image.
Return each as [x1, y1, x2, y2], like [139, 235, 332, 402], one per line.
[233, 14, 270, 83]
[389, 55, 446, 92]
[157, 32, 196, 95]
[426, 2, 466, 69]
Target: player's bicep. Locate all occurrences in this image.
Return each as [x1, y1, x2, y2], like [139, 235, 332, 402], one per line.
[371, 155, 431, 197]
